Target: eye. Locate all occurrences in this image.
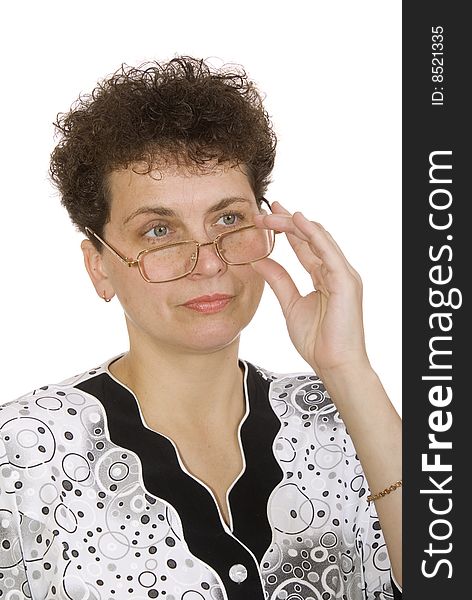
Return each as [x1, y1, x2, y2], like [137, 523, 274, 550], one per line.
[217, 212, 246, 227]
[144, 224, 169, 239]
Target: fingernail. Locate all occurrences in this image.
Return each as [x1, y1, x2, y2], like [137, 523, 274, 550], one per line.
[266, 213, 291, 220]
[273, 201, 289, 211]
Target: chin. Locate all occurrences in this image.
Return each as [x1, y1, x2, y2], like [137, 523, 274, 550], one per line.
[186, 325, 241, 351]
[158, 295, 259, 351]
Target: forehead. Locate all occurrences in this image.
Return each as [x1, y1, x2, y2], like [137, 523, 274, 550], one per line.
[106, 163, 255, 224]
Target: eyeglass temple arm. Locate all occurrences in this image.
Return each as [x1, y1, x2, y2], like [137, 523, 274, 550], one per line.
[260, 196, 272, 213]
[260, 197, 284, 235]
[84, 227, 138, 267]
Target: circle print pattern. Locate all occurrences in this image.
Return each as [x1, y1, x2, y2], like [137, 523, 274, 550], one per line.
[270, 483, 314, 534]
[0, 509, 23, 570]
[62, 453, 91, 483]
[0, 378, 225, 600]
[95, 448, 139, 495]
[97, 530, 131, 560]
[271, 577, 324, 600]
[262, 372, 392, 600]
[35, 396, 63, 411]
[373, 544, 391, 571]
[294, 388, 326, 414]
[0, 417, 55, 468]
[1, 361, 394, 599]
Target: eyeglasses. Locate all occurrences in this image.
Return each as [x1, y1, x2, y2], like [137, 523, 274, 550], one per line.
[85, 197, 279, 283]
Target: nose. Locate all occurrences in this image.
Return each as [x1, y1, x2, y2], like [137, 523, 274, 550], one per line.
[187, 240, 227, 279]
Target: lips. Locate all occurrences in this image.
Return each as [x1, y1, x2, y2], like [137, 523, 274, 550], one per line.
[181, 293, 234, 314]
[183, 293, 233, 306]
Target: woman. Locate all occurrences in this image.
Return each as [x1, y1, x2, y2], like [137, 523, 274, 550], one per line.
[0, 57, 401, 599]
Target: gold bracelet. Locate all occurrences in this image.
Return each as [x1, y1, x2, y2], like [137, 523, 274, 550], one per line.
[367, 480, 402, 504]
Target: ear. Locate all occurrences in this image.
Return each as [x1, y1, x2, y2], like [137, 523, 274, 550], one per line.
[81, 239, 115, 302]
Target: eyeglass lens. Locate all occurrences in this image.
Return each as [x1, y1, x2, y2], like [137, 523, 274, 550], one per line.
[140, 227, 274, 282]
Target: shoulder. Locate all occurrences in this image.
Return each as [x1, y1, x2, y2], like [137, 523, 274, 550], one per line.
[250, 361, 336, 415]
[248, 360, 354, 456]
[249, 362, 372, 518]
[0, 358, 113, 440]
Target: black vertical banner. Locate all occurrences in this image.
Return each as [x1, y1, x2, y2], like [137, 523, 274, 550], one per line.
[403, 3, 468, 598]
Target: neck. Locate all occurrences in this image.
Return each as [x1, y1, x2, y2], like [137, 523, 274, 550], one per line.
[108, 332, 245, 431]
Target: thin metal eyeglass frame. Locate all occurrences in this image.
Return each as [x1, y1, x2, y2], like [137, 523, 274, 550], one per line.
[84, 197, 280, 283]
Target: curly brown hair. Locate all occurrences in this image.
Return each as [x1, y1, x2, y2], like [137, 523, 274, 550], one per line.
[50, 56, 277, 248]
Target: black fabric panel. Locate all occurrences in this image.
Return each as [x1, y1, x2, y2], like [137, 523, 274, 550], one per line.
[391, 576, 402, 600]
[76, 371, 266, 600]
[229, 362, 283, 561]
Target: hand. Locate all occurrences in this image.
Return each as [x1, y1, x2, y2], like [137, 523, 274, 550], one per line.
[252, 201, 371, 377]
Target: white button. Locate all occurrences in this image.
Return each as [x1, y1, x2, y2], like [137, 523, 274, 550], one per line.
[229, 563, 247, 583]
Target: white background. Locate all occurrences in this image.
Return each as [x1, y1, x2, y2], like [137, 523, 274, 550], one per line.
[0, 1, 401, 414]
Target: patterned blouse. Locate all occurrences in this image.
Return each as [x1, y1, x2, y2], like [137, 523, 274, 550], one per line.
[0, 355, 401, 599]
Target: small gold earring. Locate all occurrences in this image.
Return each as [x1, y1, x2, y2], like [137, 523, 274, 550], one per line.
[102, 291, 111, 303]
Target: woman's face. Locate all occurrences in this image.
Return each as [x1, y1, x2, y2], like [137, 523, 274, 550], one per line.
[84, 162, 266, 354]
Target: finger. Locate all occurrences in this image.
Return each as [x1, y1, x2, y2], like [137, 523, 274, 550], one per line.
[254, 211, 345, 295]
[284, 228, 324, 267]
[291, 212, 351, 273]
[255, 200, 295, 230]
[254, 212, 312, 243]
[255, 207, 358, 290]
[254, 201, 288, 223]
[263, 202, 346, 262]
[257, 211, 347, 274]
[294, 215, 364, 297]
[321, 228, 362, 281]
[255, 212, 324, 283]
[270, 200, 291, 214]
[250, 257, 302, 319]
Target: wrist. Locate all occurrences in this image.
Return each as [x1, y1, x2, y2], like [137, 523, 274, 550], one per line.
[316, 359, 375, 387]
[316, 362, 385, 410]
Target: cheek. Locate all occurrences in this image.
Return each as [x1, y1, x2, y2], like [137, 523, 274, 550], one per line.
[112, 271, 168, 313]
[112, 273, 141, 301]
[241, 267, 265, 301]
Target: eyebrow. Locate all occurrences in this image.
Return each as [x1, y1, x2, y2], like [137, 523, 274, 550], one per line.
[123, 196, 252, 225]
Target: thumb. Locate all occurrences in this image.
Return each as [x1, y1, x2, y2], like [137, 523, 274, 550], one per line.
[251, 258, 301, 317]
